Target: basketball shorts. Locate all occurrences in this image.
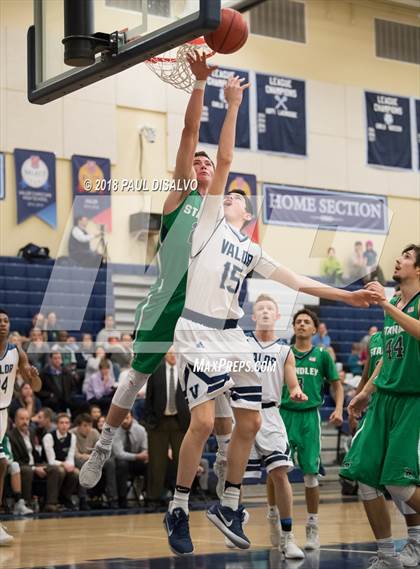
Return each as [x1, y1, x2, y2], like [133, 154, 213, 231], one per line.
[245, 405, 293, 479]
[175, 316, 262, 411]
[0, 409, 7, 446]
[215, 392, 233, 419]
[281, 407, 321, 475]
[132, 295, 185, 375]
[340, 391, 420, 489]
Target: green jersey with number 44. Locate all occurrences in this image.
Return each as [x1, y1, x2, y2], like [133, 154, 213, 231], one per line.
[374, 292, 420, 395]
[281, 345, 339, 411]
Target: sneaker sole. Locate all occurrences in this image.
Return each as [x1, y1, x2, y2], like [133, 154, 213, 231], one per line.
[0, 539, 14, 547]
[79, 467, 101, 489]
[285, 550, 305, 559]
[206, 510, 250, 549]
[304, 543, 320, 550]
[163, 518, 194, 557]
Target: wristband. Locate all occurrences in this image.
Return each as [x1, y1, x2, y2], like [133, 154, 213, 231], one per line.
[193, 80, 206, 91]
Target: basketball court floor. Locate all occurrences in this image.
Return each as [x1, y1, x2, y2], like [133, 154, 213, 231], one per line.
[2, 498, 408, 569]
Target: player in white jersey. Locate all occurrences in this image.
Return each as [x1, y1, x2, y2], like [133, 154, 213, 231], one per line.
[0, 308, 41, 546]
[244, 295, 306, 559]
[164, 75, 377, 556]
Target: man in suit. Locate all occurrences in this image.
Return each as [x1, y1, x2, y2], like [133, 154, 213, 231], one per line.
[38, 352, 78, 414]
[9, 408, 63, 512]
[143, 348, 190, 505]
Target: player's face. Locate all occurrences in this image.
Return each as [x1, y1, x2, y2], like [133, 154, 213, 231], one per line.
[223, 193, 250, 226]
[293, 314, 317, 339]
[0, 313, 10, 339]
[253, 300, 279, 330]
[57, 417, 70, 434]
[393, 248, 419, 282]
[193, 156, 214, 185]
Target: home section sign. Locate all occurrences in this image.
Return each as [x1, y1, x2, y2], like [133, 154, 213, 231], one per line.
[263, 184, 388, 234]
[366, 91, 412, 169]
[256, 73, 306, 155]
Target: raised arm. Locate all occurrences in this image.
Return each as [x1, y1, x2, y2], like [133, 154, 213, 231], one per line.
[163, 52, 216, 215]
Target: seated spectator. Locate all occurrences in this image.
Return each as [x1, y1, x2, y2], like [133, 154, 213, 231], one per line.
[83, 346, 109, 392]
[76, 333, 95, 371]
[347, 343, 363, 375]
[24, 313, 46, 340]
[32, 407, 55, 443]
[107, 333, 132, 370]
[9, 331, 23, 348]
[51, 331, 77, 368]
[360, 325, 378, 347]
[39, 352, 79, 414]
[96, 416, 106, 434]
[320, 247, 343, 285]
[96, 314, 121, 345]
[312, 322, 331, 348]
[89, 404, 102, 429]
[85, 358, 116, 412]
[23, 328, 48, 372]
[71, 414, 117, 509]
[348, 241, 367, 282]
[68, 215, 102, 267]
[45, 312, 59, 343]
[113, 412, 148, 509]
[363, 240, 386, 285]
[9, 382, 42, 422]
[42, 413, 79, 510]
[9, 408, 63, 513]
[1, 435, 33, 515]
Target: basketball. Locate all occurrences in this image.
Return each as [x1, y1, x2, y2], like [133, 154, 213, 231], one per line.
[205, 8, 248, 54]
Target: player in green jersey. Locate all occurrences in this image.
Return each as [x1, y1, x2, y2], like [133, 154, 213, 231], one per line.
[80, 51, 217, 489]
[280, 308, 343, 550]
[341, 244, 420, 569]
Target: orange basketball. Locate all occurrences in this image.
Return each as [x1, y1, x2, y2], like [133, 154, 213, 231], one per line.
[205, 8, 248, 55]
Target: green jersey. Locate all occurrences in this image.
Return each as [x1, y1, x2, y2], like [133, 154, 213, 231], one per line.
[375, 292, 420, 395]
[281, 345, 339, 410]
[368, 331, 383, 378]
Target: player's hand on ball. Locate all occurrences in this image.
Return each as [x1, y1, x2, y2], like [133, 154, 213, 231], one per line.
[329, 409, 343, 427]
[348, 391, 369, 418]
[289, 386, 308, 402]
[187, 50, 217, 81]
[224, 75, 250, 107]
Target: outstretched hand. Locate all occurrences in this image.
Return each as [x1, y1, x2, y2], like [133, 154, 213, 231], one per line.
[224, 75, 250, 107]
[346, 288, 380, 308]
[187, 50, 217, 81]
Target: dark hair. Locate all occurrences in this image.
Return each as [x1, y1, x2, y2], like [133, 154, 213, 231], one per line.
[402, 244, 420, 268]
[292, 308, 320, 330]
[75, 413, 93, 426]
[355, 241, 363, 247]
[227, 189, 254, 216]
[99, 357, 111, 370]
[194, 151, 215, 169]
[0, 308, 9, 318]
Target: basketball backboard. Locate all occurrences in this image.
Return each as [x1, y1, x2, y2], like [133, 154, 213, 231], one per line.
[28, 0, 267, 105]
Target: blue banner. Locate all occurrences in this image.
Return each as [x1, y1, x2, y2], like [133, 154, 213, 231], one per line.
[263, 184, 388, 234]
[0, 153, 4, 201]
[416, 99, 420, 170]
[226, 172, 259, 243]
[14, 149, 56, 227]
[366, 91, 412, 169]
[257, 73, 306, 155]
[199, 67, 250, 149]
[72, 155, 112, 231]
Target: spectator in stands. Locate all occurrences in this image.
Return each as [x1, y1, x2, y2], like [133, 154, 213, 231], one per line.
[9, 382, 42, 422]
[89, 404, 102, 429]
[107, 333, 132, 370]
[51, 331, 77, 368]
[42, 413, 78, 510]
[39, 351, 78, 414]
[32, 407, 55, 442]
[312, 322, 331, 348]
[71, 414, 118, 509]
[113, 412, 148, 509]
[96, 315, 121, 345]
[76, 333, 95, 370]
[96, 416, 106, 433]
[9, 331, 23, 348]
[83, 346, 109, 391]
[0, 435, 33, 515]
[85, 358, 116, 412]
[143, 348, 190, 506]
[45, 312, 59, 342]
[320, 247, 343, 285]
[348, 241, 367, 282]
[347, 343, 364, 375]
[68, 216, 102, 267]
[360, 325, 378, 348]
[9, 408, 63, 513]
[363, 241, 386, 285]
[23, 313, 46, 341]
[23, 327, 47, 371]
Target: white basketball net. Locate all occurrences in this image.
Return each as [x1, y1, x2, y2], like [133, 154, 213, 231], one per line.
[145, 39, 214, 93]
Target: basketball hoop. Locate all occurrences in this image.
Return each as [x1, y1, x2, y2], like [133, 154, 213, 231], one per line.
[145, 37, 215, 93]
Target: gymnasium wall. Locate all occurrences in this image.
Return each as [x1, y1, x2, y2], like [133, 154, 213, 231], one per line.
[0, 0, 419, 278]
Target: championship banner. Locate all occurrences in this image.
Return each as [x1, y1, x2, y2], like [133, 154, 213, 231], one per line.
[366, 91, 412, 169]
[415, 99, 420, 170]
[72, 155, 112, 231]
[0, 153, 4, 201]
[199, 67, 250, 149]
[263, 184, 388, 234]
[226, 172, 259, 243]
[14, 149, 56, 227]
[256, 73, 306, 155]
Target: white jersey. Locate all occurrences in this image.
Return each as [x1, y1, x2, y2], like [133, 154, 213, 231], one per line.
[0, 343, 19, 410]
[186, 200, 279, 321]
[246, 332, 290, 403]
